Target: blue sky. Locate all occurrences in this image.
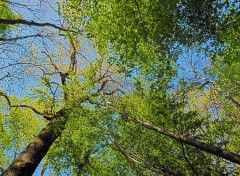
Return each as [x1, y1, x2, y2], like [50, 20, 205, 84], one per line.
[1, 0, 238, 175]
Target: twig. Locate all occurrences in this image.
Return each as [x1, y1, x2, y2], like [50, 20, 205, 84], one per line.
[0, 34, 43, 41]
[180, 142, 198, 176]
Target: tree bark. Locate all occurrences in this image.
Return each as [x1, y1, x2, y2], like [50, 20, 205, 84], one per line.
[3, 117, 67, 176]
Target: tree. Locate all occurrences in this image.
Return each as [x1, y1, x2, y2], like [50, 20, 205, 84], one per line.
[0, 0, 239, 175]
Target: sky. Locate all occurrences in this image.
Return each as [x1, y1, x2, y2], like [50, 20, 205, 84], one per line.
[1, 1, 104, 175]
[1, 1, 63, 175]
[1, 0, 238, 175]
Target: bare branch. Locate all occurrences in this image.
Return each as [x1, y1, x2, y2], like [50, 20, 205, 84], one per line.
[97, 80, 110, 93]
[0, 72, 10, 81]
[0, 91, 11, 107]
[0, 34, 44, 42]
[40, 161, 48, 176]
[41, 51, 60, 72]
[0, 62, 53, 77]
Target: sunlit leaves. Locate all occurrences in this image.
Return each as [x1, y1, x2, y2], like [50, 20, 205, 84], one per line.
[0, 97, 46, 168]
[0, 1, 21, 37]
[1, 0, 240, 175]
[60, 0, 180, 75]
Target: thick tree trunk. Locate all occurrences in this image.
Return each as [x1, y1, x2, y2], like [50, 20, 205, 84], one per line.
[3, 117, 67, 176]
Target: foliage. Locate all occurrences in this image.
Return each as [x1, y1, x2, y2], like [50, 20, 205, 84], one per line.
[0, 1, 21, 37]
[0, 97, 46, 169]
[0, 0, 240, 175]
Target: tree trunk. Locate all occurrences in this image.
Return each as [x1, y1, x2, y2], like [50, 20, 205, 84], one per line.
[3, 117, 67, 176]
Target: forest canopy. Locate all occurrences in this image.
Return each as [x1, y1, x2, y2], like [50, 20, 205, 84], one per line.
[0, 0, 240, 175]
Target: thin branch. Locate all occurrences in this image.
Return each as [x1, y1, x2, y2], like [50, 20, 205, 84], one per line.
[180, 143, 198, 176]
[11, 104, 45, 116]
[40, 160, 48, 176]
[0, 18, 68, 31]
[41, 51, 60, 72]
[97, 80, 110, 93]
[0, 72, 10, 81]
[0, 91, 11, 107]
[0, 62, 44, 71]
[2, 0, 39, 11]
[186, 56, 240, 109]
[0, 91, 52, 120]
[0, 34, 44, 42]
[106, 132, 178, 175]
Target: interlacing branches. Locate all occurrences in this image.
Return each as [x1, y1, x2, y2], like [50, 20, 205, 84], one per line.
[0, 90, 62, 120]
[105, 131, 180, 176]
[105, 101, 240, 165]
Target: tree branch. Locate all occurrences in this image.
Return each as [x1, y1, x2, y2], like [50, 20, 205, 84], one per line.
[0, 18, 68, 31]
[107, 102, 240, 165]
[0, 72, 10, 81]
[77, 151, 90, 176]
[69, 36, 77, 73]
[0, 34, 44, 41]
[106, 132, 179, 175]
[0, 91, 53, 120]
[180, 142, 198, 176]
[212, 85, 240, 109]
[41, 51, 60, 72]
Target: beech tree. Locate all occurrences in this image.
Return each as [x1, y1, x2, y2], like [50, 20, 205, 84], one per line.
[0, 0, 239, 175]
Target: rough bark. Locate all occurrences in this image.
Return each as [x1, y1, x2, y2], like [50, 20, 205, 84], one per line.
[3, 117, 67, 176]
